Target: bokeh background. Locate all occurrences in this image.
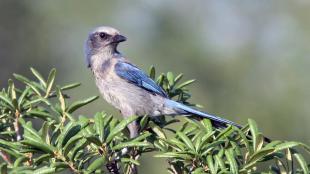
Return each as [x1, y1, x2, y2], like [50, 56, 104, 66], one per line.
[1, 0, 309, 172]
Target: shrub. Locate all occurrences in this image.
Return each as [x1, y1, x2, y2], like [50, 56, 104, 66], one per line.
[0, 67, 309, 174]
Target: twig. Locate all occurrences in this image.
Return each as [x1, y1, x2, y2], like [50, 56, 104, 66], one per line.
[14, 110, 21, 141]
[0, 150, 12, 165]
[54, 152, 80, 174]
[125, 149, 139, 174]
[106, 160, 120, 174]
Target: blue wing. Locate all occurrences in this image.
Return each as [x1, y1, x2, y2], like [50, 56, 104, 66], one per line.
[115, 62, 168, 98]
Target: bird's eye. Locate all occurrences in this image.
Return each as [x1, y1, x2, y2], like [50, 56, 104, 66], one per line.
[99, 32, 107, 39]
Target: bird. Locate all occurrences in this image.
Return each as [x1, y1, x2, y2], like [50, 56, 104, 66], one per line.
[84, 26, 241, 138]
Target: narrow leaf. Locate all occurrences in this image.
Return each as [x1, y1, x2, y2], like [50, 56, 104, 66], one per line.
[45, 69, 56, 97]
[112, 142, 150, 150]
[177, 131, 195, 152]
[61, 83, 81, 91]
[86, 157, 106, 173]
[67, 96, 99, 113]
[167, 72, 174, 86]
[149, 65, 156, 80]
[293, 151, 309, 174]
[106, 115, 138, 143]
[225, 148, 238, 174]
[176, 79, 196, 89]
[30, 67, 47, 88]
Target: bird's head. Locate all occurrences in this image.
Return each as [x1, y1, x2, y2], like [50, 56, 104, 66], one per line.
[86, 26, 126, 54]
[84, 26, 127, 67]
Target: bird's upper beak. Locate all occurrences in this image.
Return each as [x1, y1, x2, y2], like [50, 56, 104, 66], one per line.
[112, 34, 127, 43]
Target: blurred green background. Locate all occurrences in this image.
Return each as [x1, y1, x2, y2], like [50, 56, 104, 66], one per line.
[1, 0, 309, 172]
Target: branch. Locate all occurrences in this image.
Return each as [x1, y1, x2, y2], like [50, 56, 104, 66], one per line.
[14, 110, 21, 141]
[0, 150, 11, 165]
[106, 160, 120, 174]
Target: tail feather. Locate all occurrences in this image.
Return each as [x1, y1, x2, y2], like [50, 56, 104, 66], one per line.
[165, 100, 241, 128]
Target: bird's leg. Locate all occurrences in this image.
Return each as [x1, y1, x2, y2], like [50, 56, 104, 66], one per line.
[128, 121, 139, 138]
[120, 121, 139, 155]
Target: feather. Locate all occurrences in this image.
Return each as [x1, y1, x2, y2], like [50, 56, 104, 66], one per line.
[115, 62, 168, 97]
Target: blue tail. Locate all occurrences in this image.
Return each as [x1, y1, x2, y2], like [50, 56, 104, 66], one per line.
[165, 100, 241, 128]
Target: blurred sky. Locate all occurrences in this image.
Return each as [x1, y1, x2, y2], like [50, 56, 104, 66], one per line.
[1, 0, 310, 172]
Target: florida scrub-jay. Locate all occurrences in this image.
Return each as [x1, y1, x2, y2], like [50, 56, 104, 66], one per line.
[84, 26, 241, 138]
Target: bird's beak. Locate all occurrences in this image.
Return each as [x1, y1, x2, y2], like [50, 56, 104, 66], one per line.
[112, 34, 127, 43]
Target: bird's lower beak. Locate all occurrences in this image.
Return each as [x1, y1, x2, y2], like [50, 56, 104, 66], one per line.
[113, 34, 127, 43]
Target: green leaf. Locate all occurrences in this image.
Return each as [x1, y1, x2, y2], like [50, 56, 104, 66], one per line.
[86, 157, 106, 173]
[167, 72, 174, 86]
[0, 139, 19, 149]
[20, 119, 42, 140]
[22, 139, 54, 154]
[139, 115, 149, 130]
[106, 115, 138, 143]
[154, 140, 168, 151]
[292, 150, 309, 174]
[61, 83, 81, 91]
[0, 146, 21, 158]
[33, 166, 56, 174]
[13, 73, 42, 96]
[85, 135, 102, 146]
[215, 154, 226, 171]
[69, 139, 88, 161]
[30, 67, 47, 88]
[176, 79, 195, 89]
[56, 88, 66, 112]
[22, 97, 51, 108]
[176, 131, 195, 152]
[248, 119, 259, 152]
[45, 68, 56, 97]
[201, 119, 213, 133]
[255, 133, 264, 152]
[59, 123, 82, 148]
[207, 155, 216, 174]
[244, 148, 275, 169]
[26, 110, 55, 120]
[8, 79, 18, 109]
[149, 65, 156, 80]
[112, 142, 150, 150]
[0, 163, 7, 174]
[131, 131, 152, 142]
[0, 92, 14, 110]
[121, 158, 140, 165]
[215, 125, 234, 140]
[192, 167, 205, 174]
[163, 138, 186, 151]
[156, 73, 165, 84]
[63, 135, 84, 157]
[201, 140, 226, 156]
[18, 87, 31, 108]
[67, 96, 99, 113]
[275, 142, 302, 151]
[14, 156, 28, 167]
[233, 127, 252, 156]
[174, 73, 183, 85]
[150, 122, 167, 139]
[13, 73, 30, 84]
[194, 133, 203, 152]
[225, 148, 238, 174]
[94, 112, 105, 142]
[51, 162, 68, 169]
[33, 154, 51, 165]
[154, 152, 193, 160]
[265, 140, 282, 148]
[40, 121, 53, 144]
